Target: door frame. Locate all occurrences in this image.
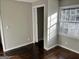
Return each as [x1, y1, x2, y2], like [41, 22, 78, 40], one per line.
[32, 4, 45, 43]
[0, 16, 6, 52]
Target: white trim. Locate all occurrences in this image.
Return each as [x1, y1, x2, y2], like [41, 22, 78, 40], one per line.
[32, 4, 45, 43]
[59, 45, 79, 54]
[32, 6, 38, 43]
[45, 44, 79, 54]
[33, 4, 45, 8]
[32, 6, 35, 43]
[44, 44, 58, 51]
[59, 4, 79, 40]
[60, 5, 79, 9]
[0, 16, 6, 51]
[5, 42, 33, 52]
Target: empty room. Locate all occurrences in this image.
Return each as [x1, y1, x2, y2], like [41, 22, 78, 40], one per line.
[0, 0, 79, 59]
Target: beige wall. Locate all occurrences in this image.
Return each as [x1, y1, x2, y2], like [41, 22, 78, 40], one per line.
[1, 0, 33, 51]
[59, 0, 79, 52]
[48, 0, 58, 49]
[0, 0, 58, 51]
[0, 0, 1, 15]
[60, 0, 79, 7]
[32, 0, 44, 6]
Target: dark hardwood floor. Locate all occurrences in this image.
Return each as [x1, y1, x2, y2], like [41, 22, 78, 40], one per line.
[0, 44, 78, 59]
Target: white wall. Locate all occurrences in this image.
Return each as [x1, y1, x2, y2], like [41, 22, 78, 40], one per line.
[1, 0, 33, 51]
[59, 0, 79, 52]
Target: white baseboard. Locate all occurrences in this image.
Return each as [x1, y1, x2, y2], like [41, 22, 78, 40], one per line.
[4, 42, 33, 52]
[44, 44, 58, 51]
[59, 45, 79, 54]
[4, 42, 79, 54]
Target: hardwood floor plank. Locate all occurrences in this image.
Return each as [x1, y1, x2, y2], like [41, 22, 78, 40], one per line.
[0, 44, 78, 59]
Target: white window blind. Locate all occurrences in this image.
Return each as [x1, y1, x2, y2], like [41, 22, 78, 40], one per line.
[60, 7, 79, 38]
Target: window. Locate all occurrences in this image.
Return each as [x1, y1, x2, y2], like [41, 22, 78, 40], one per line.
[60, 8, 79, 38]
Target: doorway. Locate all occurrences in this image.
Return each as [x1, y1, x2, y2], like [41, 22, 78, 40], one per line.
[37, 7, 44, 48]
[32, 4, 45, 49]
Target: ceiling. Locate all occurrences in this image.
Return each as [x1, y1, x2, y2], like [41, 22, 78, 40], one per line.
[16, 0, 39, 3]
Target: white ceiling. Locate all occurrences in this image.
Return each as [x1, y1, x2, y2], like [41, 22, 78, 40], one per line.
[16, 0, 39, 3]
